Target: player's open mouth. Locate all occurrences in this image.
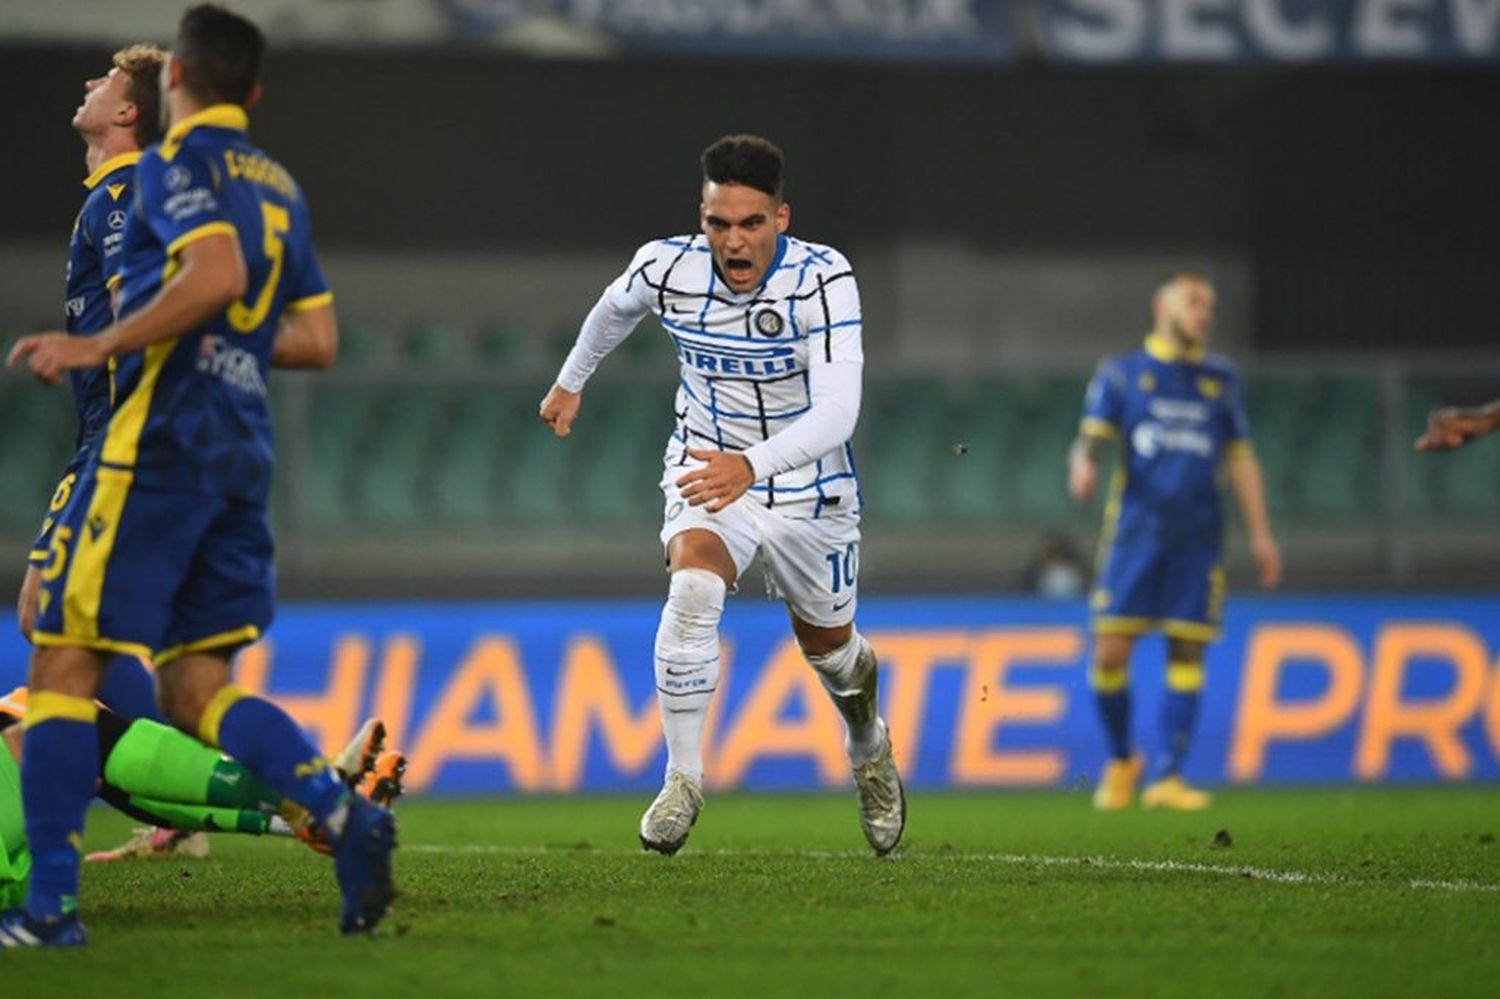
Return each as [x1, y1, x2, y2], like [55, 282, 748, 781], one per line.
[724, 259, 755, 283]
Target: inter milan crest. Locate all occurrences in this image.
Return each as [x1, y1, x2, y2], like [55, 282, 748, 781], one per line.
[753, 309, 785, 338]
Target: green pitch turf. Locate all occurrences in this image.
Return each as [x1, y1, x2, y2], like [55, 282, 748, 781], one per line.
[10, 787, 1499, 997]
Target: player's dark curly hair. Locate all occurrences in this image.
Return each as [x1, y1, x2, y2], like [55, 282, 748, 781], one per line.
[176, 3, 266, 107]
[701, 135, 785, 200]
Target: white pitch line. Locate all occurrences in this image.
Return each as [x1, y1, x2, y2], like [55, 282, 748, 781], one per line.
[1407, 878, 1500, 894]
[400, 844, 1500, 895]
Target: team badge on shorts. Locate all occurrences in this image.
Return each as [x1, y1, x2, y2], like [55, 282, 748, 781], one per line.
[753, 309, 785, 337]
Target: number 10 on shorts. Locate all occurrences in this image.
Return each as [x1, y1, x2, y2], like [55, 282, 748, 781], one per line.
[826, 542, 858, 594]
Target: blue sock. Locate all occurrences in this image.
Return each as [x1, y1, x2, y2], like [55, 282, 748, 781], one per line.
[95, 657, 164, 723]
[1090, 666, 1132, 760]
[1158, 660, 1204, 778]
[21, 693, 100, 920]
[203, 685, 347, 829]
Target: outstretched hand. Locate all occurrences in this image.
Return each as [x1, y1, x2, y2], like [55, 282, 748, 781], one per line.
[8, 332, 106, 385]
[676, 448, 755, 513]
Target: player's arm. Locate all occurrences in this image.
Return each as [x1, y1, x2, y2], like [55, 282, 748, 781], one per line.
[541, 246, 655, 438]
[1226, 447, 1282, 589]
[681, 360, 863, 513]
[1068, 429, 1113, 502]
[1416, 401, 1500, 452]
[680, 270, 863, 513]
[1069, 362, 1123, 502]
[271, 302, 338, 370]
[8, 234, 245, 383]
[1219, 373, 1280, 589]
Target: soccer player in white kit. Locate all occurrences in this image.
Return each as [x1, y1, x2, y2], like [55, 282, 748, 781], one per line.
[539, 135, 905, 857]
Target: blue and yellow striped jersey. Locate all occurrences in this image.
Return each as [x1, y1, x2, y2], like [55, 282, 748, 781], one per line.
[65, 151, 138, 449]
[1080, 333, 1252, 541]
[108, 104, 330, 503]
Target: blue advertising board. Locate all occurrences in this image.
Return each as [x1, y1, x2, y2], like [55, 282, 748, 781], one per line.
[2, 594, 1497, 794]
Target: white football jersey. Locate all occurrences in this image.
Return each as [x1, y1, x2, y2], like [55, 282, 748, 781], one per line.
[602, 233, 864, 517]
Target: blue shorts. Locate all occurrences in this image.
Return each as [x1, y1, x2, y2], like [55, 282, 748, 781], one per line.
[28, 449, 94, 569]
[31, 466, 274, 666]
[1091, 535, 1224, 642]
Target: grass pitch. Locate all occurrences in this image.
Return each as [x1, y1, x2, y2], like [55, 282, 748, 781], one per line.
[10, 787, 1499, 997]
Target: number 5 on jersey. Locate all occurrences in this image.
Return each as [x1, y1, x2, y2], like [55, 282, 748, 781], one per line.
[227, 201, 289, 333]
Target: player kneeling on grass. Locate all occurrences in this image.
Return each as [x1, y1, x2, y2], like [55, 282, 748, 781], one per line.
[539, 135, 904, 857]
[1068, 273, 1281, 812]
[0, 696, 406, 909]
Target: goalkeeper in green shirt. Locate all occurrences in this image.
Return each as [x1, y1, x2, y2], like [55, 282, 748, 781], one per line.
[0, 688, 403, 906]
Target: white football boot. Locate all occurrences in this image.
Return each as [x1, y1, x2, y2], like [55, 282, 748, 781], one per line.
[852, 722, 906, 857]
[639, 770, 704, 855]
[830, 641, 906, 857]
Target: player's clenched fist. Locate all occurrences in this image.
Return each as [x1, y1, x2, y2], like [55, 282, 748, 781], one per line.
[8, 331, 106, 385]
[539, 384, 581, 438]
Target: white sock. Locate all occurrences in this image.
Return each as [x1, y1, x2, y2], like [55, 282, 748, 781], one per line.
[807, 632, 883, 764]
[655, 568, 726, 785]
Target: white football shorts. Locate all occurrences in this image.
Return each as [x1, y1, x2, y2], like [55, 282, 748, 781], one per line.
[658, 470, 860, 628]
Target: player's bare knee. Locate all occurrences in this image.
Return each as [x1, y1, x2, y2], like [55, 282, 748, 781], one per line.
[16, 567, 40, 642]
[1094, 654, 1129, 675]
[155, 658, 230, 735]
[27, 646, 107, 697]
[791, 615, 852, 658]
[154, 675, 202, 733]
[1168, 638, 1206, 663]
[666, 529, 736, 586]
[153, 684, 178, 729]
[1092, 635, 1134, 675]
